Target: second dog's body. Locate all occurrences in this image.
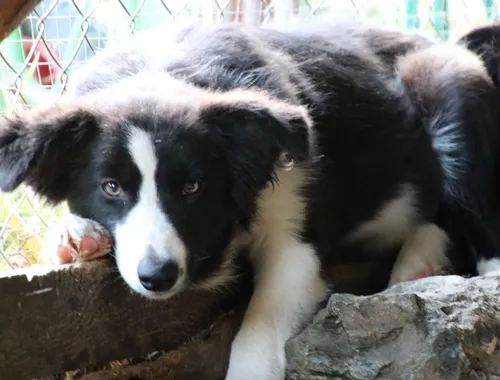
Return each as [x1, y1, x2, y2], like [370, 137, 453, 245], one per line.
[1, 22, 500, 380]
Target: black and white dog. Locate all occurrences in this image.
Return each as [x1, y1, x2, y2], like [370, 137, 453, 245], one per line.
[1, 21, 500, 380]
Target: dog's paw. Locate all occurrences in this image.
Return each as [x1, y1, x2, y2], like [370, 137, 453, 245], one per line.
[477, 258, 500, 276]
[41, 214, 112, 265]
[388, 264, 446, 287]
[225, 328, 285, 380]
[387, 224, 450, 287]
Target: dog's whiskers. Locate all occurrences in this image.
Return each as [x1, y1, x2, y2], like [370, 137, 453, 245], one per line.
[195, 255, 212, 263]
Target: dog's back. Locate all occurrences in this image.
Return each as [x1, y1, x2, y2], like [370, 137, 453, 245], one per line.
[66, 22, 431, 98]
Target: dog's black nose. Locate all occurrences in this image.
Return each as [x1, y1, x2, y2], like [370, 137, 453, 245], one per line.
[137, 256, 179, 292]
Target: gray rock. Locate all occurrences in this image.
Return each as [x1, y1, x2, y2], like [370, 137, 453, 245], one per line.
[286, 275, 500, 380]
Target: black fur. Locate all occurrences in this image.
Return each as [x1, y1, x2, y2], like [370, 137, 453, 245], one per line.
[0, 106, 98, 198]
[459, 24, 500, 86]
[201, 100, 313, 217]
[445, 23, 500, 273]
[1, 21, 500, 284]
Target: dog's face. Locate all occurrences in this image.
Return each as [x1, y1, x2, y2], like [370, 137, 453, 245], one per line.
[0, 76, 313, 300]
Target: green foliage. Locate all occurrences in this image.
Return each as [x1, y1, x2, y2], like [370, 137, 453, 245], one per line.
[0, 188, 67, 271]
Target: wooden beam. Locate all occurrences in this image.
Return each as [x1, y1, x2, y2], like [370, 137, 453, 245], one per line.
[0, 260, 253, 380]
[79, 308, 246, 380]
[0, 0, 42, 42]
[0, 257, 393, 379]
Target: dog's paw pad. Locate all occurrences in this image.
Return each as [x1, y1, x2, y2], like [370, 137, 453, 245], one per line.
[42, 215, 112, 265]
[387, 262, 441, 287]
[55, 245, 75, 264]
[409, 270, 430, 281]
[388, 264, 447, 287]
[78, 236, 100, 256]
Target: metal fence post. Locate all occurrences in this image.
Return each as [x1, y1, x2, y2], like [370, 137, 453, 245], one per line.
[433, 0, 449, 40]
[405, 0, 420, 30]
[483, 0, 497, 20]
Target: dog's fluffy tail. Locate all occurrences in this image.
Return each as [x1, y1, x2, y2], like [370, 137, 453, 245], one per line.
[397, 42, 498, 204]
[458, 23, 500, 212]
[458, 23, 500, 87]
[396, 39, 500, 275]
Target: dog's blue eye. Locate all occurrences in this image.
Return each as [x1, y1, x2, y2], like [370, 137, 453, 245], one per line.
[182, 181, 201, 196]
[102, 180, 122, 197]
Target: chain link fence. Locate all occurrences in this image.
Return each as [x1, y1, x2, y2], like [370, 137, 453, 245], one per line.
[0, 0, 498, 272]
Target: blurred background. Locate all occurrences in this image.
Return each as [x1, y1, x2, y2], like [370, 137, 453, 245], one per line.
[0, 0, 497, 272]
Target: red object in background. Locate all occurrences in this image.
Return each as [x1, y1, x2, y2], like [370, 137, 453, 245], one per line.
[22, 39, 62, 85]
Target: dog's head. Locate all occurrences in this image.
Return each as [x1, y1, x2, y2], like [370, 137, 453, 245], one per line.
[0, 74, 314, 299]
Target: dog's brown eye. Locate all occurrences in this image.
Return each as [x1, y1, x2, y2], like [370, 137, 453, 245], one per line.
[182, 181, 201, 196]
[102, 180, 122, 197]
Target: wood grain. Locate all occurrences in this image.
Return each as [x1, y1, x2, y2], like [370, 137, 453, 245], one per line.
[0, 257, 392, 379]
[0, 260, 252, 380]
[80, 308, 246, 380]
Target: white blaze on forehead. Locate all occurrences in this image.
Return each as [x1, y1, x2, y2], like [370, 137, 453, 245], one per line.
[114, 126, 187, 298]
[128, 126, 158, 182]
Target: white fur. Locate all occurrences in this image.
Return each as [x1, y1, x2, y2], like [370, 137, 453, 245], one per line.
[225, 167, 328, 380]
[345, 183, 450, 286]
[346, 183, 418, 250]
[430, 120, 466, 198]
[477, 258, 500, 276]
[114, 126, 187, 299]
[388, 223, 450, 286]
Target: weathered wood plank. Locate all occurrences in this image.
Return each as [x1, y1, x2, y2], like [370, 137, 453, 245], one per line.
[80, 308, 246, 380]
[0, 260, 253, 380]
[0, 257, 392, 379]
[0, 0, 42, 42]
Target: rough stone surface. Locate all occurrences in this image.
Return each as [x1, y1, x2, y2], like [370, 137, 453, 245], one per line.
[286, 275, 500, 380]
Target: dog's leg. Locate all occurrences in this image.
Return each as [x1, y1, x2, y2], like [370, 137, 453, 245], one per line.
[41, 213, 113, 265]
[388, 223, 450, 286]
[225, 237, 328, 380]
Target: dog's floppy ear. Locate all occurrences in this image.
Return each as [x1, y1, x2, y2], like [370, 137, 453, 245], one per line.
[0, 102, 99, 203]
[200, 90, 314, 214]
[459, 24, 500, 87]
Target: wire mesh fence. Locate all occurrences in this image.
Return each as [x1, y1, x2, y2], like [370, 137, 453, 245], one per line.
[0, 0, 498, 272]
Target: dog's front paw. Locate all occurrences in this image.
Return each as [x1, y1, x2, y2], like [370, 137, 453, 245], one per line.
[41, 214, 112, 265]
[225, 329, 285, 380]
